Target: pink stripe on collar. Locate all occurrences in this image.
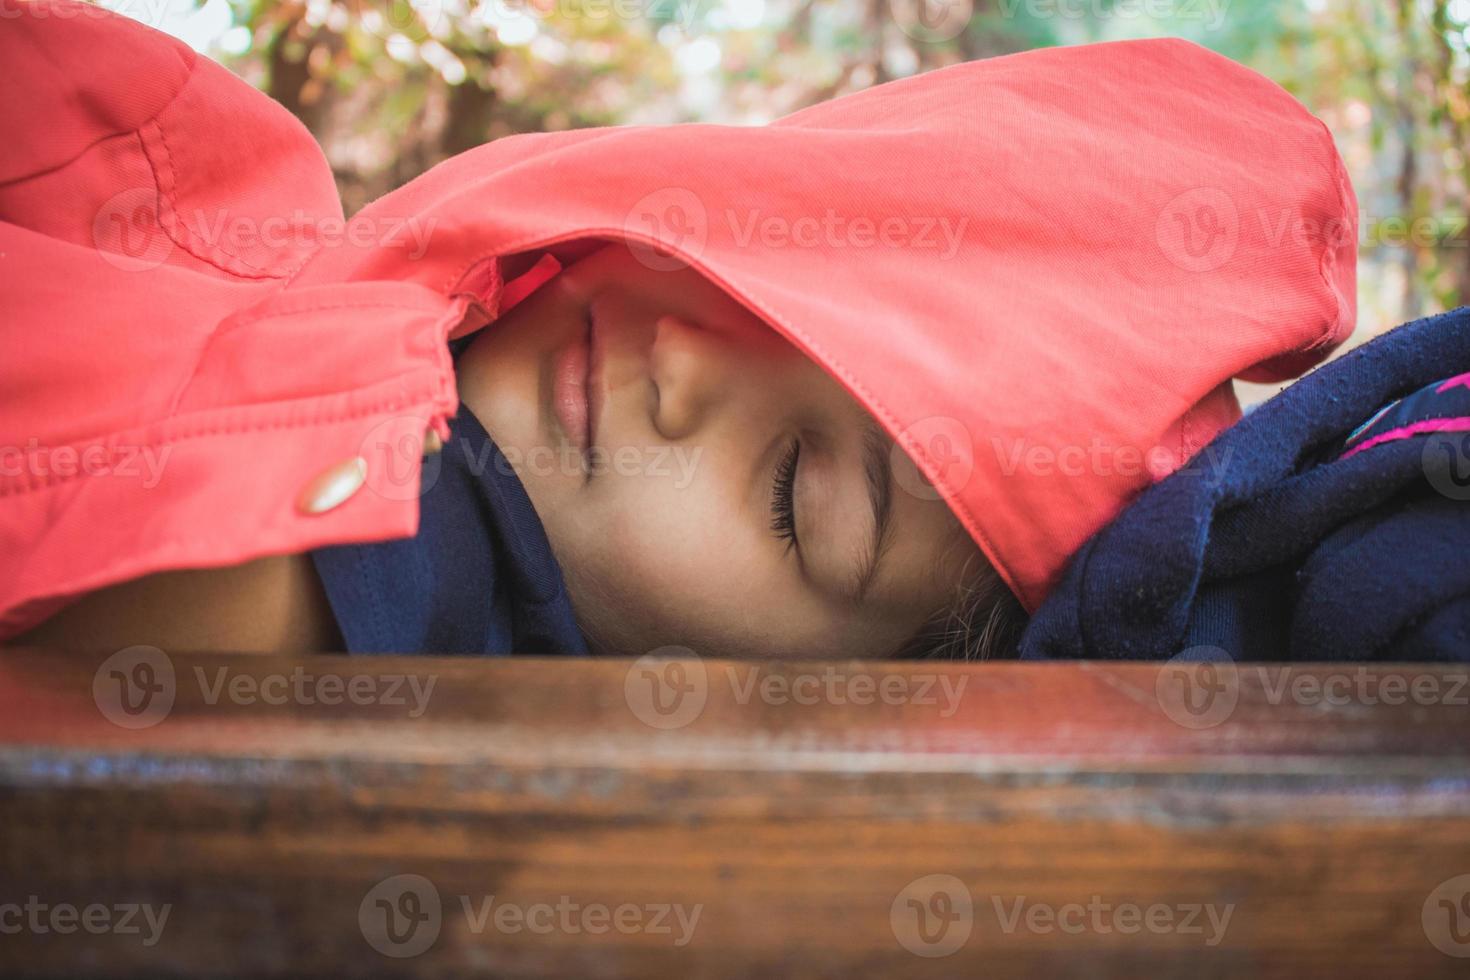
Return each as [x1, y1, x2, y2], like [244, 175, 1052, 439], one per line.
[1338, 416, 1470, 461]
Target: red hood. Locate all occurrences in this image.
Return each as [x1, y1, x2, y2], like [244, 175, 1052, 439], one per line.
[0, 6, 1354, 636]
[297, 37, 1357, 611]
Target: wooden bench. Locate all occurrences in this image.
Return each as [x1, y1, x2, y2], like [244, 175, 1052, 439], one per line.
[3, 647, 1469, 975]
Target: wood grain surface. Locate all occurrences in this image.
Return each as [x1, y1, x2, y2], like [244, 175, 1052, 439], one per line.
[2, 646, 1468, 977]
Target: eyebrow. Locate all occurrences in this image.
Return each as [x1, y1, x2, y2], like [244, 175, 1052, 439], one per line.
[847, 410, 895, 605]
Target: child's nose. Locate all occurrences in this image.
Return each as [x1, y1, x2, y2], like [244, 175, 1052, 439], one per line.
[648, 314, 724, 442]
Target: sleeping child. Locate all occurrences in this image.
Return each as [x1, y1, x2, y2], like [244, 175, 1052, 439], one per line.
[4, 1, 1462, 661]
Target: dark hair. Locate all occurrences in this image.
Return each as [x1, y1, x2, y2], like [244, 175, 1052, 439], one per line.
[891, 528, 1029, 661]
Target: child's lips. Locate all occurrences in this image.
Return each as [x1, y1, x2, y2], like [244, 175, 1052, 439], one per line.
[586, 299, 606, 448]
[551, 303, 605, 456]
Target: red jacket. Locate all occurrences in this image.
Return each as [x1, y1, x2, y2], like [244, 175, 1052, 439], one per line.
[0, 1, 1355, 640]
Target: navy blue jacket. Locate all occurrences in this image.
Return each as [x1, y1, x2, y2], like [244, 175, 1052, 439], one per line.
[309, 336, 589, 656]
[1020, 307, 1470, 662]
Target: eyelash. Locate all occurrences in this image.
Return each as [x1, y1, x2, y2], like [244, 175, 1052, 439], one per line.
[769, 437, 801, 552]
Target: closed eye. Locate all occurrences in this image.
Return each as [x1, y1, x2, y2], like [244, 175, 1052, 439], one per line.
[769, 436, 800, 554]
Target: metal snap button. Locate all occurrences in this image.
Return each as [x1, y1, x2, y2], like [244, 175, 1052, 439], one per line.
[296, 456, 368, 515]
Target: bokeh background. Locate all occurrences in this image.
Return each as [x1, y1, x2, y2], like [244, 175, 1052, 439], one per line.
[99, 0, 1470, 395]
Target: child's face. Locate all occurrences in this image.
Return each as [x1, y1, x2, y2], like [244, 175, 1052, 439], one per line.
[456, 242, 977, 658]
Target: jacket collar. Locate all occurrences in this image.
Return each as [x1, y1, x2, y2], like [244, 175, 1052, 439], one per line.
[310, 337, 588, 656]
